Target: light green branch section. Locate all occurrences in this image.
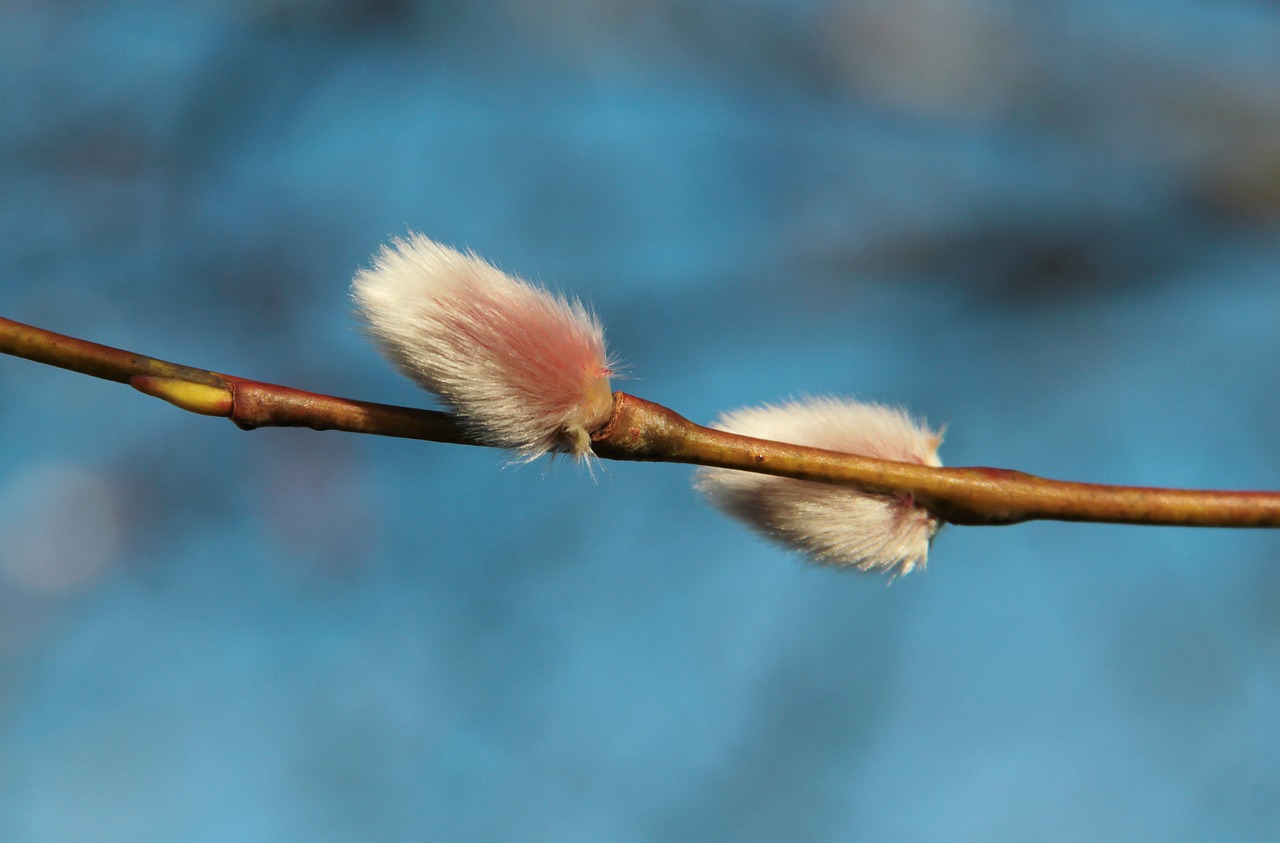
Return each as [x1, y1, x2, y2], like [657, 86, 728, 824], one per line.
[131, 376, 233, 416]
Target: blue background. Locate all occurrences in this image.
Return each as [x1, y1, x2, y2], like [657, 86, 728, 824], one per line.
[3, 1, 1280, 840]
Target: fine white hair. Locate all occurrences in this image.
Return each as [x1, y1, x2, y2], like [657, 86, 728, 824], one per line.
[352, 234, 614, 460]
[695, 397, 944, 575]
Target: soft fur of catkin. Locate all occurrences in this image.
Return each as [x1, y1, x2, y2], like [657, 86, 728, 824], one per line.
[695, 398, 944, 575]
[352, 234, 613, 460]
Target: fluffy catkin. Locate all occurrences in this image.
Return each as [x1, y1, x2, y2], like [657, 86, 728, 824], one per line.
[352, 234, 614, 460]
[695, 398, 944, 575]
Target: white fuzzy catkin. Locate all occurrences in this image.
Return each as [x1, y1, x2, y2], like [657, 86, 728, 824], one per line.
[695, 398, 944, 575]
[352, 234, 614, 460]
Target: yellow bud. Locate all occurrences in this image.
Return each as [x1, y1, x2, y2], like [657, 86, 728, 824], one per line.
[130, 376, 232, 417]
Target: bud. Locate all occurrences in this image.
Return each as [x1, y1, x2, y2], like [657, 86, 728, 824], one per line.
[695, 398, 944, 575]
[352, 234, 614, 460]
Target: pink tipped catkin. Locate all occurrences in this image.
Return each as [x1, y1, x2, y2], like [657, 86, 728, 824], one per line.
[352, 233, 614, 460]
[695, 398, 944, 576]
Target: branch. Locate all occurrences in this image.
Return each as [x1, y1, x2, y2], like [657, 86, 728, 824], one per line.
[4, 316, 1279, 529]
[0, 316, 474, 444]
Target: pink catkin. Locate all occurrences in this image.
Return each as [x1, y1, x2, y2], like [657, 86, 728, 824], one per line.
[695, 397, 944, 576]
[352, 234, 614, 460]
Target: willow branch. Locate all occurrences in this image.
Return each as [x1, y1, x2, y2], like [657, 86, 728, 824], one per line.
[0, 316, 474, 444]
[4, 316, 1279, 529]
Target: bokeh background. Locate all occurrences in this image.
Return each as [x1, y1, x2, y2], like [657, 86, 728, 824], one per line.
[3, 1, 1280, 840]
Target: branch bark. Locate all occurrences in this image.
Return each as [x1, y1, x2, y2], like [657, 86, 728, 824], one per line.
[4, 316, 1279, 529]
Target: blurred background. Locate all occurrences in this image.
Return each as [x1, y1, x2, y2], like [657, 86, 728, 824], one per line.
[2, 1, 1280, 840]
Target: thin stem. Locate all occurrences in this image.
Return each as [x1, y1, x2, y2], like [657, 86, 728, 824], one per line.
[4, 316, 1279, 529]
[0, 317, 473, 444]
[591, 392, 1280, 528]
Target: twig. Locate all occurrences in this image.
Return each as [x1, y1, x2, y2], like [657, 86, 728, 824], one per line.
[4, 316, 1279, 529]
[0, 316, 474, 444]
